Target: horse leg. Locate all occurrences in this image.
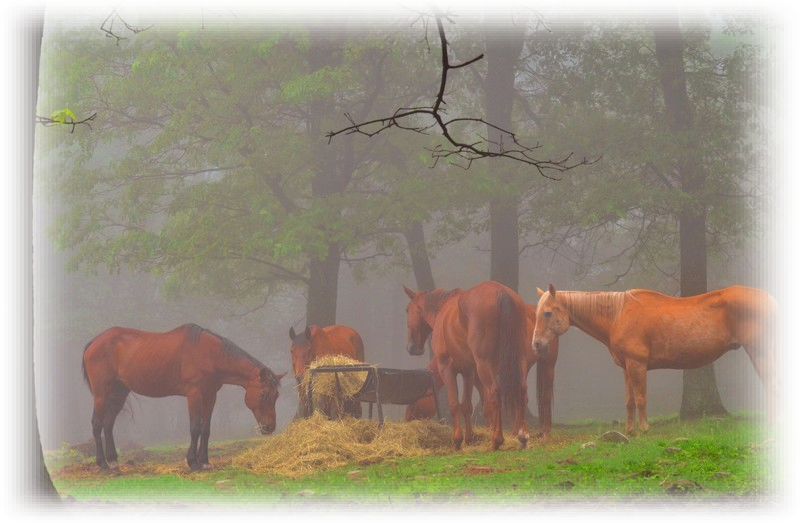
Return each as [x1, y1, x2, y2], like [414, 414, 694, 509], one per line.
[626, 359, 649, 432]
[460, 371, 475, 444]
[186, 391, 204, 471]
[536, 358, 556, 439]
[439, 363, 463, 449]
[743, 342, 779, 423]
[620, 360, 636, 434]
[92, 381, 130, 470]
[475, 363, 503, 451]
[197, 391, 217, 470]
[90, 396, 109, 470]
[513, 357, 530, 449]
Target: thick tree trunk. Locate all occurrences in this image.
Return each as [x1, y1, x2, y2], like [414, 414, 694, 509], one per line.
[653, 19, 728, 419]
[305, 34, 349, 327]
[306, 243, 341, 326]
[0, 0, 74, 521]
[485, 26, 525, 292]
[404, 221, 436, 292]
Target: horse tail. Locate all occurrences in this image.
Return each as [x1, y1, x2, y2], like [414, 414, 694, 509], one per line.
[772, 305, 783, 379]
[496, 291, 525, 419]
[81, 340, 93, 393]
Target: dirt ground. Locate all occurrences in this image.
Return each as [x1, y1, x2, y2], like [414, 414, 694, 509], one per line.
[66, 494, 800, 523]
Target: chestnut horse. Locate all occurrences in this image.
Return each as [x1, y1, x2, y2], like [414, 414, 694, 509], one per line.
[532, 284, 778, 433]
[404, 303, 560, 438]
[289, 324, 365, 418]
[82, 323, 285, 472]
[403, 281, 530, 450]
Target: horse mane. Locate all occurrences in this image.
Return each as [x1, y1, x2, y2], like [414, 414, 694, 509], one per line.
[184, 323, 281, 387]
[424, 288, 462, 314]
[559, 291, 631, 323]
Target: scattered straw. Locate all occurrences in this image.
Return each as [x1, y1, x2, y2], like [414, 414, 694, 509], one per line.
[232, 412, 453, 477]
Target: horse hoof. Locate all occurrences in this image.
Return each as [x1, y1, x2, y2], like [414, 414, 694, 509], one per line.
[201, 463, 214, 471]
[517, 431, 530, 449]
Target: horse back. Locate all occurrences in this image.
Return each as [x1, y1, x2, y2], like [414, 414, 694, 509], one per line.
[315, 325, 365, 362]
[82, 325, 206, 397]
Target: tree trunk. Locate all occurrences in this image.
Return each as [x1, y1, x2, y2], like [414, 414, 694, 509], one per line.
[404, 221, 436, 291]
[305, 34, 349, 327]
[485, 25, 525, 292]
[653, 19, 728, 419]
[0, 0, 75, 521]
[306, 243, 341, 326]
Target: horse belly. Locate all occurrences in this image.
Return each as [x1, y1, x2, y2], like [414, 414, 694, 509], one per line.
[647, 332, 734, 370]
[116, 347, 186, 397]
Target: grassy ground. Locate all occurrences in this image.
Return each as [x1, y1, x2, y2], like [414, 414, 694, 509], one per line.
[46, 413, 775, 508]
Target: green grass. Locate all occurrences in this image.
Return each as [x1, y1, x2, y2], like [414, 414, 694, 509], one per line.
[47, 413, 775, 506]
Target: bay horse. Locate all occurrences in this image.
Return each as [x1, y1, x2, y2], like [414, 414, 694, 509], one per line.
[403, 281, 530, 450]
[404, 303, 560, 439]
[289, 324, 365, 418]
[532, 284, 778, 433]
[82, 323, 285, 472]
[403, 358, 443, 421]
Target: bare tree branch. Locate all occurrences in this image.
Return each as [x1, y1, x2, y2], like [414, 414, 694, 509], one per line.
[100, 0, 236, 42]
[327, 10, 596, 178]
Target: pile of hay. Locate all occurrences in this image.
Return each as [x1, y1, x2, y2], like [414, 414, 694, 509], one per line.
[299, 354, 370, 416]
[232, 413, 453, 477]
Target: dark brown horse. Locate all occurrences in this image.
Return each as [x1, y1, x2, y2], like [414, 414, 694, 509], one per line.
[532, 284, 779, 433]
[289, 324, 365, 418]
[403, 281, 530, 450]
[403, 358, 444, 421]
[404, 302, 560, 438]
[82, 323, 285, 472]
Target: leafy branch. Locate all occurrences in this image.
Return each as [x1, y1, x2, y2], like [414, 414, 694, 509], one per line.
[327, 10, 594, 178]
[36, 109, 97, 132]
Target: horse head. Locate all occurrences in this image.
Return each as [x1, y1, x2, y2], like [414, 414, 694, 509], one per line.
[244, 368, 285, 435]
[532, 283, 569, 356]
[403, 285, 432, 356]
[289, 325, 316, 383]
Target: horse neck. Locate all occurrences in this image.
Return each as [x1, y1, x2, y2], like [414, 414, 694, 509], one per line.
[422, 289, 461, 327]
[560, 291, 626, 346]
[216, 349, 262, 388]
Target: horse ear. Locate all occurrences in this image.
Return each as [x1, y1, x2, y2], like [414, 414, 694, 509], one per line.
[548, 283, 557, 297]
[536, 287, 545, 297]
[289, 326, 296, 340]
[275, 371, 287, 382]
[403, 285, 418, 300]
[304, 326, 312, 339]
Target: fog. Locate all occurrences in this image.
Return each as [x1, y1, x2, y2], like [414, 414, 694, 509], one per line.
[34, 0, 800, 452]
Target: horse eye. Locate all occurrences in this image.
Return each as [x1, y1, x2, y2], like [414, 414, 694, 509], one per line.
[543, 311, 553, 319]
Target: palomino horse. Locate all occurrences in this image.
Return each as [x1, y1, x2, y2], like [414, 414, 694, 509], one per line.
[403, 281, 530, 450]
[82, 323, 285, 472]
[404, 303, 560, 438]
[289, 324, 365, 418]
[532, 284, 778, 433]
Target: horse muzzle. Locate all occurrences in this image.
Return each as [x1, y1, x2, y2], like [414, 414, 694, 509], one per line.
[406, 343, 424, 356]
[533, 339, 549, 357]
[259, 423, 276, 435]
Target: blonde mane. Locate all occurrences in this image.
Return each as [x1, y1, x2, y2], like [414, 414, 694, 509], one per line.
[558, 290, 632, 324]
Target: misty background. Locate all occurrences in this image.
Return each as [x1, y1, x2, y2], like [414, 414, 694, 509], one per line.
[32, 4, 773, 451]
